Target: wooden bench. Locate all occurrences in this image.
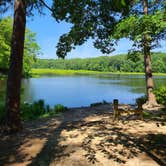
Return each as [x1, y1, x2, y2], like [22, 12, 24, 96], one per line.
[113, 99, 143, 121]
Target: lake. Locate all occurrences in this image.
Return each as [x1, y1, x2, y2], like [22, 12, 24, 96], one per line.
[0, 74, 166, 107]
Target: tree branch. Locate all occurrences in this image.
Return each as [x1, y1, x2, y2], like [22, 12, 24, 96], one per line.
[39, 0, 53, 13]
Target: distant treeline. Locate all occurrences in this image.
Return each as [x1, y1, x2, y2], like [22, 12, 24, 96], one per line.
[33, 52, 166, 73]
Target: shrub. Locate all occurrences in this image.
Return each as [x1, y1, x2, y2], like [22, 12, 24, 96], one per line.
[136, 95, 147, 105]
[53, 104, 67, 113]
[154, 87, 166, 106]
[21, 100, 46, 120]
[21, 101, 67, 120]
[0, 100, 67, 121]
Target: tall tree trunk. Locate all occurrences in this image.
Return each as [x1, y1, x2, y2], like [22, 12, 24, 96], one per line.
[5, 0, 26, 132]
[143, 0, 158, 107]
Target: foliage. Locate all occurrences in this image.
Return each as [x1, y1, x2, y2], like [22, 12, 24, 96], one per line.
[52, 0, 166, 58]
[113, 10, 166, 50]
[52, 0, 133, 58]
[1, 100, 68, 122]
[0, 0, 47, 16]
[21, 100, 67, 120]
[54, 104, 67, 113]
[33, 52, 166, 73]
[23, 28, 41, 77]
[136, 86, 166, 107]
[0, 17, 41, 77]
[21, 100, 46, 120]
[136, 95, 147, 105]
[0, 17, 11, 70]
[154, 87, 166, 106]
[0, 0, 13, 14]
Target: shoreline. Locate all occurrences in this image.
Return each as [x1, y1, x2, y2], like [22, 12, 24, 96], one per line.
[30, 68, 166, 76]
[1, 69, 166, 79]
[0, 101, 165, 166]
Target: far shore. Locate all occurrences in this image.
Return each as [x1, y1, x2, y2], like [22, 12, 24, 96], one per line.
[30, 68, 166, 76]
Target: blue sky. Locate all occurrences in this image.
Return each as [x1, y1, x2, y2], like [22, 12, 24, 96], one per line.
[2, 1, 166, 59]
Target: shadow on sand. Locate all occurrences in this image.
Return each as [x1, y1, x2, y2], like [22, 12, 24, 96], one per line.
[0, 106, 165, 165]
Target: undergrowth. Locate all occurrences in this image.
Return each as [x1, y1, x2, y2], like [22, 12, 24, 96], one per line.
[0, 100, 68, 123]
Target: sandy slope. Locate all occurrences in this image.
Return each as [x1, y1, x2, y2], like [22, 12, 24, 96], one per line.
[0, 104, 165, 166]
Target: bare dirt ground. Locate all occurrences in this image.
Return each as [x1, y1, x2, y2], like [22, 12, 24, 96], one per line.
[0, 104, 166, 166]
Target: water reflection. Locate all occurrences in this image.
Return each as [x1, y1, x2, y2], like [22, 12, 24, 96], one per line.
[0, 74, 166, 107]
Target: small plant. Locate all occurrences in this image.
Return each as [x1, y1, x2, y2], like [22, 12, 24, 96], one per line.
[0, 100, 67, 121]
[21, 100, 46, 120]
[136, 95, 147, 105]
[21, 101, 67, 120]
[53, 104, 67, 113]
[154, 87, 166, 106]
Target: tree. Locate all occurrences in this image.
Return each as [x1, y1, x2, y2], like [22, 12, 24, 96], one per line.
[143, 0, 157, 106]
[2, 0, 51, 132]
[33, 52, 165, 73]
[52, 0, 132, 58]
[0, 17, 40, 76]
[5, 0, 26, 132]
[113, 0, 166, 107]
[53, 0, 166, 107]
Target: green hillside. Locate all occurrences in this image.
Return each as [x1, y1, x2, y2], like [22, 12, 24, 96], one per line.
[33, 52, 166, 73]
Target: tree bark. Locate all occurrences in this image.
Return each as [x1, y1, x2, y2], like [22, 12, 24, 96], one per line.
[5, 0, 26, 132]
[143, 0, 158, 107]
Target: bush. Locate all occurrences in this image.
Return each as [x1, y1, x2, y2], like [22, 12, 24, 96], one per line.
[21, 101, 67, 120]
[53, 104, 67, 113]
[0, 100, 67, 121]
[136, 95, 147, 105]
[154, 87, 166, 106]
[21, 100, 47, 120]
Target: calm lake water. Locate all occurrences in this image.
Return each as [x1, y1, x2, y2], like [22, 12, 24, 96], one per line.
[0, 74, 166, 107]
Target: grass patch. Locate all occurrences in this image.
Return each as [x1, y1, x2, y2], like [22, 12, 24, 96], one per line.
[31, 69, 109, 76]
[31, 69, 166, 76]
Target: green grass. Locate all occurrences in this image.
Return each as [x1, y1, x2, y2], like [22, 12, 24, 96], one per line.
[31, 68, 166, 76]
[31, 68, 109, 75]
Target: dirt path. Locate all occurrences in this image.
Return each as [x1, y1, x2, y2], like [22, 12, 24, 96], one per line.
[0, 104, 166, 166]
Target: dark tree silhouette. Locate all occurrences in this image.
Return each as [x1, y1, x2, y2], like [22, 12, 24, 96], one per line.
[5, 0, 26, 132]
[3, 0, 52, 132]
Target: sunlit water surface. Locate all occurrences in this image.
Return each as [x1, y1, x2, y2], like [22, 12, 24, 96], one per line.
[0, 74, 165, 107]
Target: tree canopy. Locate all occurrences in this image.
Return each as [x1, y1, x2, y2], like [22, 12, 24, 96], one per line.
[33, 52, 166, 73]
[0, 0, 49, 15]
[52, 0, 133, 58]
[52, 0, 166, 58]
[0, 17, 40, 76]
[113, 1, 166, 51]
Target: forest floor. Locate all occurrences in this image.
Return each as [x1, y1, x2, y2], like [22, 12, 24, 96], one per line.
[0, 103, 166, 166]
